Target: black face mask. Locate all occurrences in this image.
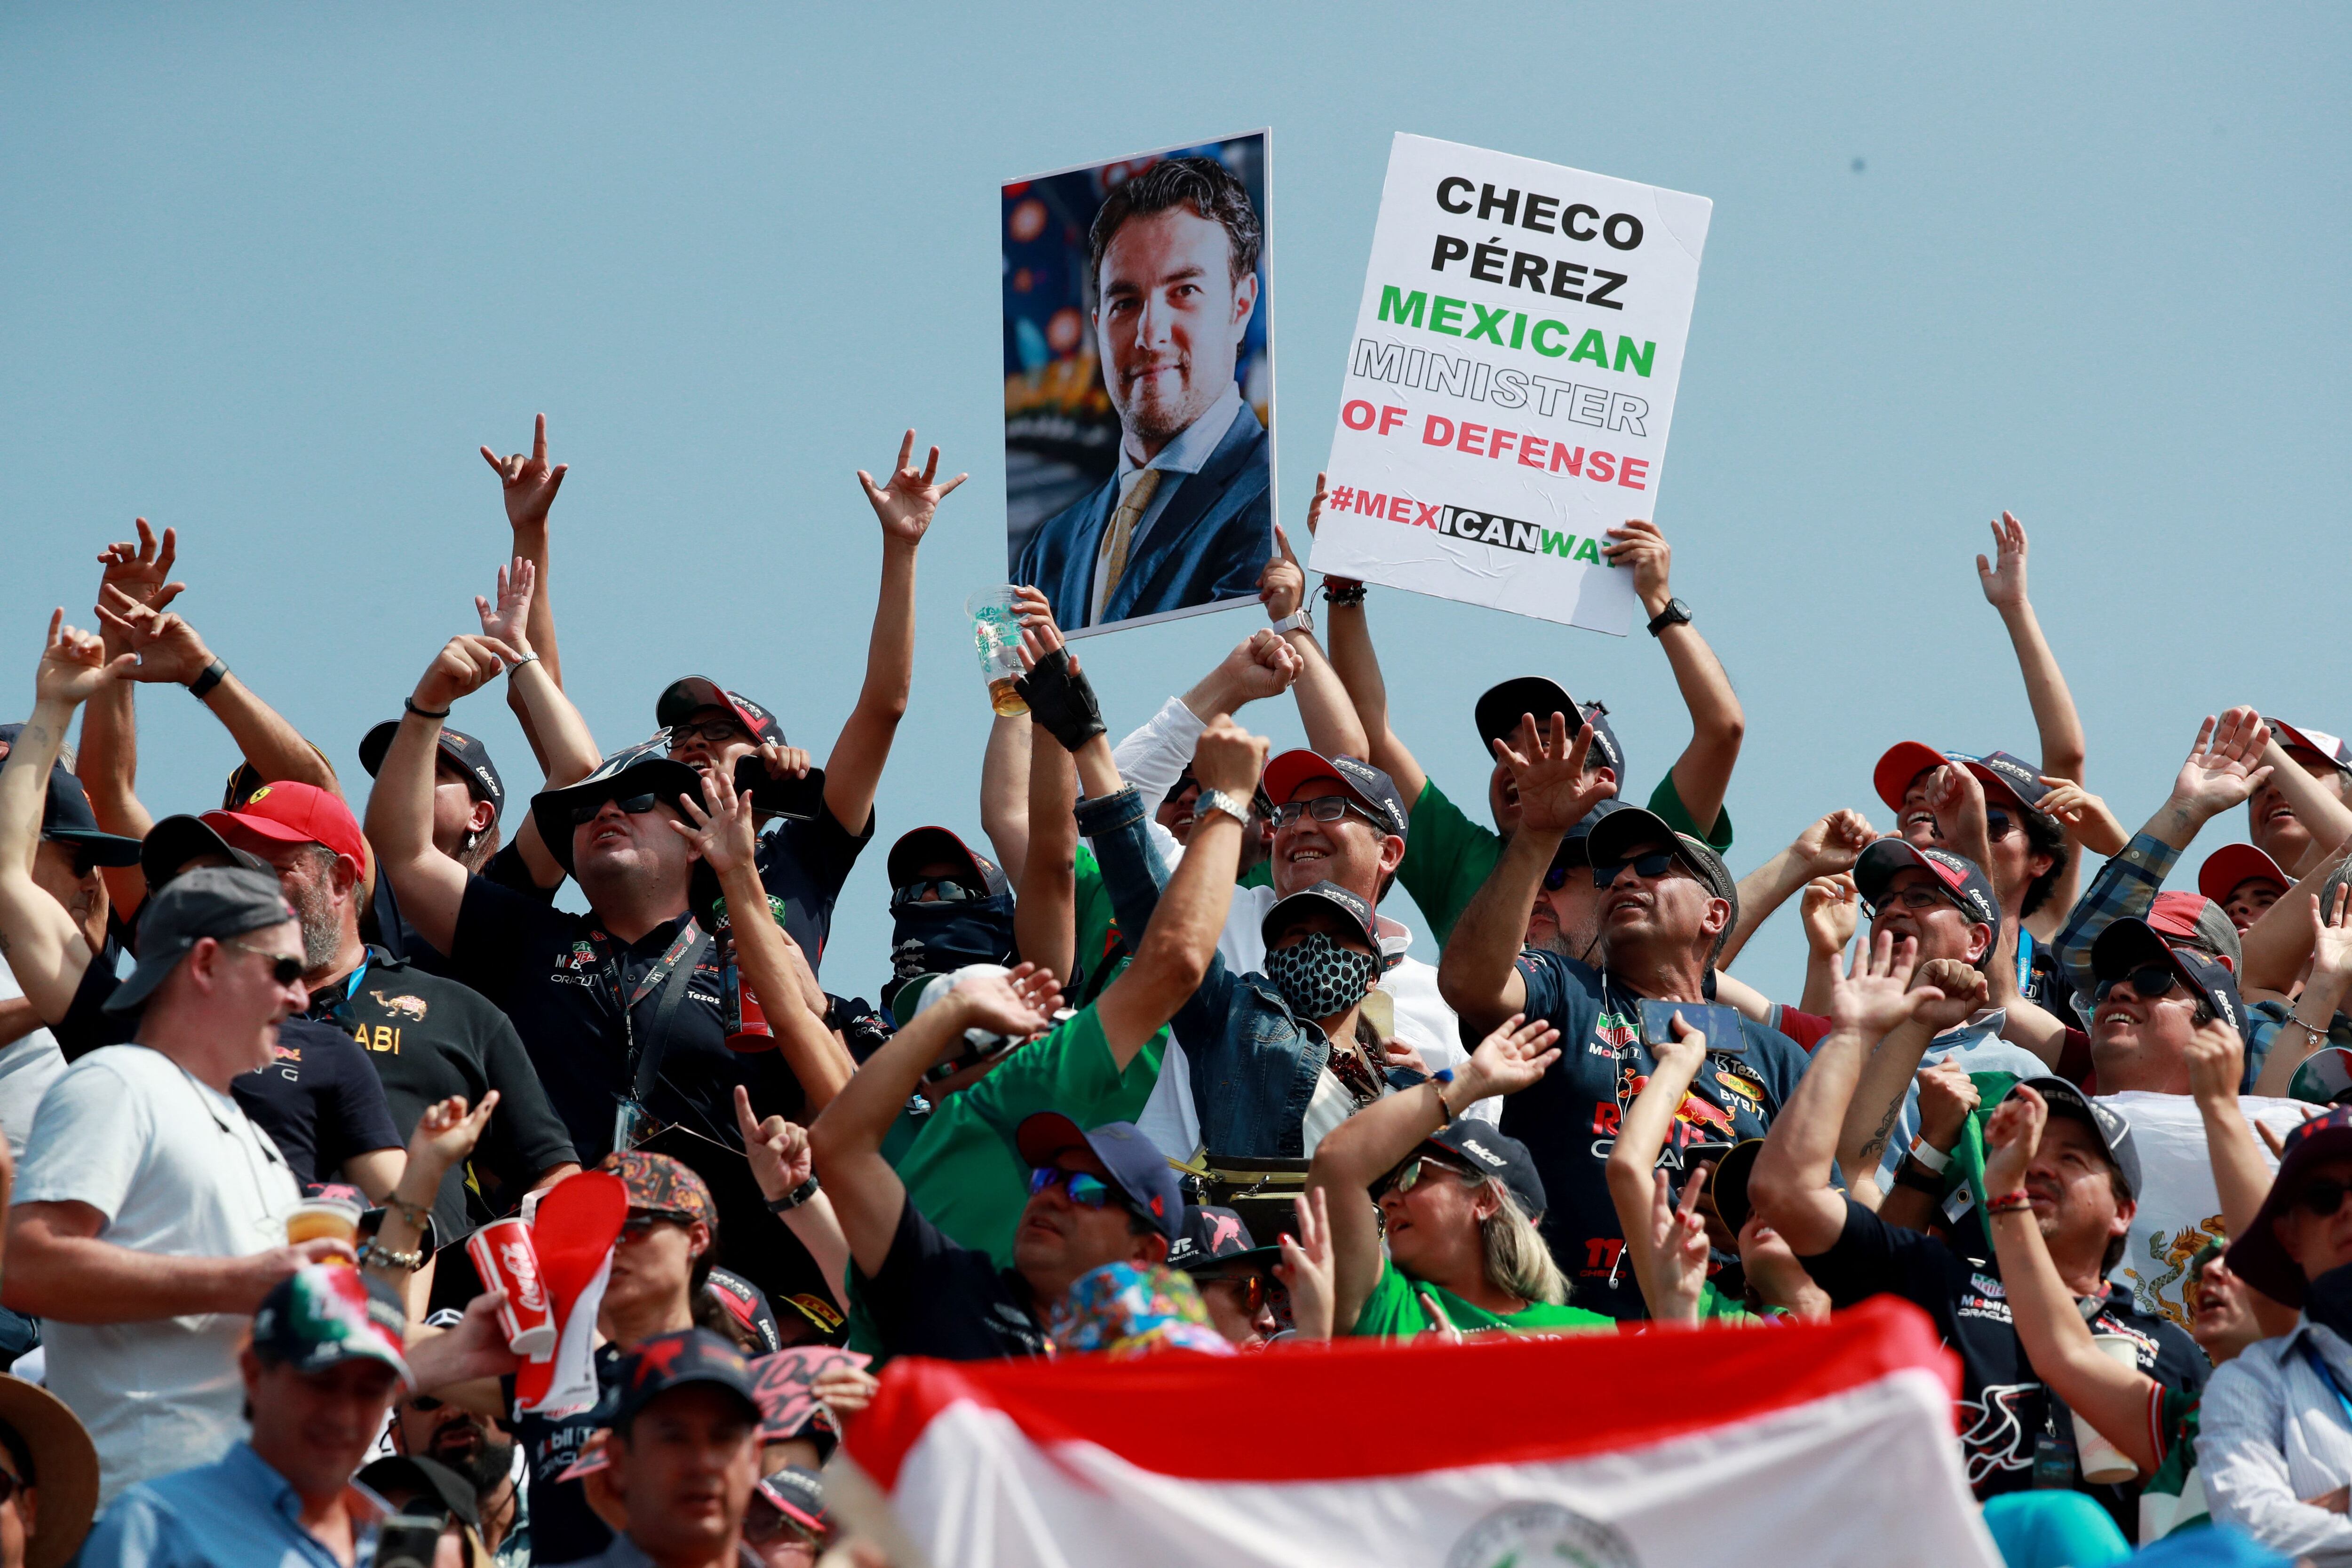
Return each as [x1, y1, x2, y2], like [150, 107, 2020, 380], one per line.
[881, 895, 1017, 1009]
[2306, 1259, 2352, 1338]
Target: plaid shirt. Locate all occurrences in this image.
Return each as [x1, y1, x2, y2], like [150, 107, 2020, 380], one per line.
[2049, 832, 2181, 1012]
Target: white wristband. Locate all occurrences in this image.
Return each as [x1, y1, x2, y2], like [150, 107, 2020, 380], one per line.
[1267, 608, 1311, 634]
[1907, 1137, 1952, 1174]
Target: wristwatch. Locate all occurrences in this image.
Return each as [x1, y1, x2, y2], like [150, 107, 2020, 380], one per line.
[1268, 607, 1312, 634]
[1645, 598, 1692, 637]
[1194, 788, 1251, 828]
[766, 1175, 821, 1214]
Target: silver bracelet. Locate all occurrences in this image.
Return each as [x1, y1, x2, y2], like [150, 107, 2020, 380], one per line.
[2285, 1015, 2330, 1043]
[505, 651, 541, 675]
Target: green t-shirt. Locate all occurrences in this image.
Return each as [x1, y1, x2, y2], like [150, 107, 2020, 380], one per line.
[1348, 1258, 1614, 1339]
[1069, 844, 1126, 1007]
[1398, 772, 1735, 947]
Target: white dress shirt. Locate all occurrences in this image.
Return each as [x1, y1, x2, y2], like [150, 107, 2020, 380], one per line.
[2201, 1315, 2352, 1563]
[1088, 385, 1245, 624]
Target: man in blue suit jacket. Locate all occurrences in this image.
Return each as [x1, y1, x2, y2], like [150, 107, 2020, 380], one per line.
[1012, 156, 1273, 632]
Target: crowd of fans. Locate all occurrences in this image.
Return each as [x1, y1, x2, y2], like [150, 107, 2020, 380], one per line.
[0, 414, 2344, 1568]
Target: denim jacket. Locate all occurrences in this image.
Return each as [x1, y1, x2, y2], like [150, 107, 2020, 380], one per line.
[1075, 783, 1416, 1158]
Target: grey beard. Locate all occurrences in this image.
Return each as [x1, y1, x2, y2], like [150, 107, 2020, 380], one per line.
[291, 879, 342, 971]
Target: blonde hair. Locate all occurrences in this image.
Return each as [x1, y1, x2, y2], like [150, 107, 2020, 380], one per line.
[1478, 1183, 1569, 1306]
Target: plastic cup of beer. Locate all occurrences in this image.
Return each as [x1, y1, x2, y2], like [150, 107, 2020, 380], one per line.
[287, 1194, 363, 1261]
[2072, 1336, 2144, 1483]
[965, 586, 1029, 717]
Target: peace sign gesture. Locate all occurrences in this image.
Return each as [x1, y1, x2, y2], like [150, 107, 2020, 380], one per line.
[858, 429, 966, 547]
[480, 413, 568, 532]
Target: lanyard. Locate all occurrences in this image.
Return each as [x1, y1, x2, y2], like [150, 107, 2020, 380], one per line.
[2300, 1339, 2352, 1432]
[2015, 928, 2035, 997]
[590, 921, 704, 1150]
[306, 955, 372, 1025]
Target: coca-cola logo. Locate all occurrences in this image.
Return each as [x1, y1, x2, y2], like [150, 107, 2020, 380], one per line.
[499, 1241, 547, 1312]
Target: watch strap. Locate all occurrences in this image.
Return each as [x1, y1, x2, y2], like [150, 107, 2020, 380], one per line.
[187, 658, 230, 700]
[1194, 789, 1250, 828]
[1268, 608, 1312, 634]
[766, 1175, 821, 1214]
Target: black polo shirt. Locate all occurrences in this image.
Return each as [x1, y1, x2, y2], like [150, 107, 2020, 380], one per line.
[365, 841, 548, 978]
[857, 1196, 1050, 1363]
[508, 1342, 622, 1567]
[1800, 1195, 2208, 1519]
[754, 806, 873, 974]
[303, 947, 577, 1245]
[54, 944, 402, 1189]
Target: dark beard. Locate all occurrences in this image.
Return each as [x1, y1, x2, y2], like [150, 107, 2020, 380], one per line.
[429, 1425, 516, 1492]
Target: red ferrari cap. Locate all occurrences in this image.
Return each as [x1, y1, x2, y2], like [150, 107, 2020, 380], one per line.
[203, 781, 367, 869]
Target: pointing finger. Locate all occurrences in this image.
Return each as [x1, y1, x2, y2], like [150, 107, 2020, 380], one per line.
[532, 413, 548, 463]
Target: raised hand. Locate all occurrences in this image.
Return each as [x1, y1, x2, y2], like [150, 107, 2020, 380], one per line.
[413, 634, 517, 712]
[947, 962, 1056, 1042]
[1191, 714, 1271, 801]
[1275, 1186, 1337, 1341]
[858, 429, 966, 547]
[812, 1363, 880, 1417]
[669, 764, 760, 878]
[93, 586, 215, 685]
[2036, 779, 2128, 858]
[1258, 525, 1306, 621]
[1493, 712, 1607, 836]
[1600, 518, 1671, 611]
[1981, 1083, 2047, 1196]
[94, 517, 186, 631]
[1975, 510, 2030, 612]
[1462, 1012, 1564, 1099]
[733, 1084, 813, 1202]
[1826, 931, 1940, 1039]
[474, 557, 537, 654]
[2311, 884, 2352, 987]
[479, 414, 568, 532]
[406, 1092, 501, 1190]
[1793, 809, 1877, 876]
[1006, 961, 1065, 1022]
[1915, 1061, 1981, 1152]
[1303, 472, 1364, 597]
[2185, 1009, 2247, 1108]
[35, 611, 135, 707]
[1911, 957, 1990, 1033]
[1204, 628, 1301, 710]
[1799, 875, 1860, 960]
[1647, 1165, 1711, 1322]
[2172, 709, 2274, 820]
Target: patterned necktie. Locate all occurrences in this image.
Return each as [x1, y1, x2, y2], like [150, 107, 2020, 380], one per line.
[1097, 467, 1163, 619]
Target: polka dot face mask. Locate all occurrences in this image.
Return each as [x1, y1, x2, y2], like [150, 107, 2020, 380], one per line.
[1263, 931, 1379, 1021]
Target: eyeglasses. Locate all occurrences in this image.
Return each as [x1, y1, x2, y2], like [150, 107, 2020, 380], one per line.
[1028, 1166, 1117, 1210]
[1592, 851, 1680, 888]
[1861, 884, 1956, 917]
[1270, 794, 1383, 832]
[889, 878, 974, 907]
[2294, 1179, 2352, 1220]
[1542, 862, 1581, 892]
[1383, 1154, 1480, 1197]
[2093, 965, 2182, 1005]
[743, 1497, 821, 1551]
[668, 720, 748, 748]
[222, 938, 305, 986]
[569, 791, 661, 827]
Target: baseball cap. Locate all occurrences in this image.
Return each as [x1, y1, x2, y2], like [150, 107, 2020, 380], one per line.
[885, 826, 1011, 897]
[2226, 1105, 2352, 1306]
[202, 780, 368, 870]
[1585, 807, 1740, 923]
[1853, 839, 2003, 936]
[14, 759, 142, 870]
[1553, 797, 1638, 870]
[354, 1454, 481, 1530]
[612, 1328, 762, 1430]
[1166, 1205, 1280, 1273]
[1261, 880, 1378, 949]
[755, 1467, 830, 1538]
[1259, 750, 1411, 839]
[702, 1268, 782, 1355]
[2012, 1076, 2142, 1201]
[1871, 745, 2052, 819]
[1472, 677, 1626, 780]
[2090, 917, 2249, 1042]
[358, 721, 505, 818]
[2199, 844, 2291, 907]
[1014, 1114, 1183, 1242]
[599, 1149, 717, 1230]
[657, 678, 786, 747]
[2147, 891, 2244, 973]
[1708, 1138, 1767, 1232]
[530, 741, 705, 876]
[2265, 718, 2352, 775]
[103, 865, 296, 1013]
[251, 1263, 412, 1388]
[139, 813, 270, 891]
[1417, 1122, 1548, 1219]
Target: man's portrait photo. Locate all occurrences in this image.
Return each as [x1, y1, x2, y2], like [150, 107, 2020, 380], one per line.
[1002, 134, 1274, 635]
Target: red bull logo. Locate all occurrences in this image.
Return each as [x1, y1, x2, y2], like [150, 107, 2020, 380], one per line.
[1675, 1094, 1736, 1138]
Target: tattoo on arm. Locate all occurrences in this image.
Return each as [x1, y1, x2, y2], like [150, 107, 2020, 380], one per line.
[1857, 1104, 1901, 1169]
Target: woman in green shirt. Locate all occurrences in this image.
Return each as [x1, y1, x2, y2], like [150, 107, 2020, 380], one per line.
[1311, 1012, 1612, 1338]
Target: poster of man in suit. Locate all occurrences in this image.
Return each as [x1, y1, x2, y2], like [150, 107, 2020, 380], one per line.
[1002, 133, 1273, 636]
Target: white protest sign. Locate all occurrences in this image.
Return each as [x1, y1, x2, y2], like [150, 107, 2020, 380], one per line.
[1310, 134, 1710, 635]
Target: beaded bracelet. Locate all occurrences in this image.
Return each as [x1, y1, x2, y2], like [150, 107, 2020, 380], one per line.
[1321, 582, 1367, 606]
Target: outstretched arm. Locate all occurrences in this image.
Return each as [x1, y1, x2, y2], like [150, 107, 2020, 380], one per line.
[1716, 810, 1875, 969]
[978, 715, 1032, 886]
[1605, 520, 1742, 837]
[1603, 1014, 1714, 1321]
[365, 635, 517, 955]
[78, 519, 186, 913]
[823, 432, 964, 837]
[1307, 476, 1428, 804]
[1258, 522, 1368, 762]
[1976, 512, 2087, 936]
[473, 559, 600, 888]
[481, 414, 571, 770]
[1013, 732, 1077, 991]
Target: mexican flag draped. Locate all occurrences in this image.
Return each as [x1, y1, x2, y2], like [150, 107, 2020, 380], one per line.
[831, 1298, 1998, 1568]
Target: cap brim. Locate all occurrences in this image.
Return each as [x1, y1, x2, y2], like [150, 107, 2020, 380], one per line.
[1014, 1111, 1089, 1170]
[0, 1376, 98, 1568]
[887, 826, 986, 890]
[1872, 742, 1947, 814]
[2090, 918, 2204, 1007]
[530, 757, 706, 875]
[1474, 677, 1578, 747]
[40, 827, 144, 867]
[1708, 1140, 1767, 1233]
[2199, 844, 2289, 905]
[141, 815, 265, 889]
[200, 808, 320, 850]
[2228, 1121, 2352, 1306]
[1583, 806, 1682, 869]
[101, 940, 193, 1015]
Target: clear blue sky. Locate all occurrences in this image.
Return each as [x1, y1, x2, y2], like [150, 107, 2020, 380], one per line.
[4, 4, 2345, 1001]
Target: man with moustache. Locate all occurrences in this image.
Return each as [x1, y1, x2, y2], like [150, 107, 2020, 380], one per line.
[388, 1363, 526, 1563]
[1014, 156, 1271, 630]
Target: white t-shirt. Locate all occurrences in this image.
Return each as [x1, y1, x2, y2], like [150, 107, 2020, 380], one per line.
[0, 960, 65, 1160]
[14, 1044, 301, 1503]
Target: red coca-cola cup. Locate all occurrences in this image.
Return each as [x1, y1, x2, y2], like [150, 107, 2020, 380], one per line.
[467, 1217, 557, 1359]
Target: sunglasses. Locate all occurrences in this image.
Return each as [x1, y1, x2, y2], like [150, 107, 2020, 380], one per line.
[222, 937, 305, 986]
[1028, 1166, 1118, 1210]
[668, 720, 749, 748]
[1194, 1269, 1271, 1313]
[1542, 861, 1582, 892]
[618, 1208, 701, 1240]
[2093, 965, 2183, 1005]
[2295, 1179, 2352, 1220]
[1383, 1154, 1480, 1198]
[744, 1497, 821, 1550]
[889, 877, 974, 907]
[1270, 794, 1383, 831]
[569, 791, 662, 827]
[1592, 851, 1680, 888]
[1985, 808, 2015, 842]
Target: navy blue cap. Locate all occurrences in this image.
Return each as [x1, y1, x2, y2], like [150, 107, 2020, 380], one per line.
[2013, 1076, 2143, 1200]
[657, 678, 786, 747]
[1166, 1205, 1280, 1272]
[2091, 917, 2249, 1043]
[359, 720, 505, 817]
[1585, 806, 1739, 921]
[886, 825, 1012, 898]
[529, 741, 705, 875]
[1473, 678, 1625, 781]
[139, 813, 270, 891]
[0, 728, 142, 867]
[1855, 839, 2003, 937]
[1014, 1114, 1182, 1242]
[613, 1327, 763, 1429]
[1261, 879, 1378, 949]
[1554, 797, 1637, 869]
[1420, 1122, 1548, 1219]
[702, 1268, 782, 1355]
[2230, 1105, 2352, 1305]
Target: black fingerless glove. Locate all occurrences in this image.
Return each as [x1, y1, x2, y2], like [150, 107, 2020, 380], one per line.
[1016, 647, 1105, 752]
